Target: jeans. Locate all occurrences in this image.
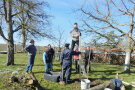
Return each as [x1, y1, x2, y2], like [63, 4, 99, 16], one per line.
[25, 55, 35, 72]
[71, 40, 79, 50]
[45, 63, 52, 72]
[74, 59, 80, 73]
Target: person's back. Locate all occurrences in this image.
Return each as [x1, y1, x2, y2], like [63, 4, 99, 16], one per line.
[60, 43, 81, 84]
[61, 48, 72, 63]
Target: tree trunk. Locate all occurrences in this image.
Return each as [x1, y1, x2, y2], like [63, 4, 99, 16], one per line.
[22, 28, 26, 52]
[124, 10, 134, 73]
[124, 49, 131, 73]
[21, 3, 26, 52]
[6, 0, 14, 66]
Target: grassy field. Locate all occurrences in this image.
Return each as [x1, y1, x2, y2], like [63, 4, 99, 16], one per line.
[0, 53, 135, 90]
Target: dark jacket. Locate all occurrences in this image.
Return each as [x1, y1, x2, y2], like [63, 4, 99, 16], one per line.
[84, 50, 93, 61]
[60, 48, 81, 65]
[25, 45, 36, 56]
[48, 48, 55, 56]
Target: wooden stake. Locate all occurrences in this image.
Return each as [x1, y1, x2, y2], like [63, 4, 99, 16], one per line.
[79, 36, 81, 81]
[87, 47, 91, 79]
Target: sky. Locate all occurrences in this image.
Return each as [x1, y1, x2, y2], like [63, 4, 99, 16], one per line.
[0, 0, 134, 47]
[0, 0, 86, 46]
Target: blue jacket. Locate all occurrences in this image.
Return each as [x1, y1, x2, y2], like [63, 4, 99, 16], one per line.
[25, 45, 36, 55]
[60, 48, 81, 65]
[43, 52, 53, 63]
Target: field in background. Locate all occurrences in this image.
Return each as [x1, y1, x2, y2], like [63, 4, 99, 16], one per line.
[0, 53, 135, 90]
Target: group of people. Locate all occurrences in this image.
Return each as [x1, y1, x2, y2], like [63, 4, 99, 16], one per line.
[24, 23, 126, 90]
[24, 22, 93, 84]
[25, 40, 55, 73]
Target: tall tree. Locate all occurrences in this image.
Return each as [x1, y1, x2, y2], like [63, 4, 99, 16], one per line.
[14, 0, 51, 52]
[79, 0, 135, 73]
[0, 0, 21, 65]
[52, 27, 66, 51]
[0, 0, 51, 65]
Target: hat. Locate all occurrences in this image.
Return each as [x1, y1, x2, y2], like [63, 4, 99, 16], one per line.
[74, 22, 78, 25]
[30, 39, 34, 43]
[65, 43, 70, 47]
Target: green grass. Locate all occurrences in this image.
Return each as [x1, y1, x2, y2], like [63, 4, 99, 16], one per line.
[0, 53, 135, 90]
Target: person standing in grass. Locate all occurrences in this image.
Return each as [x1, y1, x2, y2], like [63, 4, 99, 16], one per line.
[73, 45, 80, 73]
[48, 44, 55, 71]
[25, 39, 36, 73]
[57, 50, 60, 61]
[84, 47, 93, 73]
[60, 43, 81, 84]
[43, 46, 53, 73]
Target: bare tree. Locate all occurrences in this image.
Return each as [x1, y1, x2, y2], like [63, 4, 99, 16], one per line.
[0, 0, 22, 65]
[0, 0, 51, 65]
[14, 0, 51, 52]
[53, 27, 66, 52]
[79, 0, 135, 73]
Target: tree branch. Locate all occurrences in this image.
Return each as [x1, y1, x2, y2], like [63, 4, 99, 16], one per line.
[111, 0, 131, 15]
[121, 0, 129, 13]
[83, 20, 113, 40]
[129, 0, 135, 4]
[0, 14, 5, 15]
[12, 11, 22, 17]
[3, 0, 7, 21]
[0, 26, 9, 41]
[13, 25, 22, 33]
[81, 8, 127, 36]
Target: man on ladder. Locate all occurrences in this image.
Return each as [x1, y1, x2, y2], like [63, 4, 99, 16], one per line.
[69, 22, 81, 50]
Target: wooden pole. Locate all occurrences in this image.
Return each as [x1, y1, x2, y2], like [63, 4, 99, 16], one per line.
[79, 36, 81, 81]
[87, 47, 91, 79]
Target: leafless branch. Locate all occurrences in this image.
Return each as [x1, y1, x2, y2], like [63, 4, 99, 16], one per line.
[13, 25, 22, 33]
[129, 0, 135, 4]
[110, 0, 131, 15]
[12, 11, 22, 17]
[121, 0, 129, 12]
[3, 0, 7, 21]
[0, 26, 9, 41]
[81, 8, 127, 36]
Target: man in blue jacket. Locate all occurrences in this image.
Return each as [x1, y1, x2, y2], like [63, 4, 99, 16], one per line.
[43, 46, 53, 73]
[25, 39, 36, 73]
[60, 43, 81, 84]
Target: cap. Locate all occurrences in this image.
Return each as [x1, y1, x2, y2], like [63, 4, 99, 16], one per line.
[30, 39, 34, 43]
[65, 43, 70, 47]
[74, 22, 78, 25]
